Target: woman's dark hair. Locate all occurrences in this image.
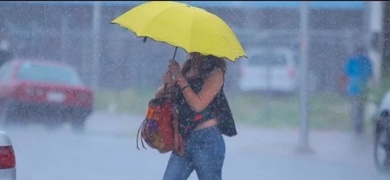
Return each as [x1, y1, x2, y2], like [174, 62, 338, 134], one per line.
[181, 54, 226, 79]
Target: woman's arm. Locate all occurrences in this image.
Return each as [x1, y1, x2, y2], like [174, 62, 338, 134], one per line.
[177, 68, 224, 112]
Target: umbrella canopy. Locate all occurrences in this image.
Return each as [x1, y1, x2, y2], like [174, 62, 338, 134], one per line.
[111, 1, 246, 61]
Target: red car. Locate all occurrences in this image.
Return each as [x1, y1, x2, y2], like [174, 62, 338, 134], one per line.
[0, 59, 94, 132]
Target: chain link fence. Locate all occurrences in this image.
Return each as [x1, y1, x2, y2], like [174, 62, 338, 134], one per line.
[0, 3, 366, 94]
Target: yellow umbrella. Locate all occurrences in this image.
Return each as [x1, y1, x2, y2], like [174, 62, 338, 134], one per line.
[111, 1, 246, 62]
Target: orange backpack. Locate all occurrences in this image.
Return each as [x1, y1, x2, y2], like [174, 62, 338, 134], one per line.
[137, 96, 184, 154]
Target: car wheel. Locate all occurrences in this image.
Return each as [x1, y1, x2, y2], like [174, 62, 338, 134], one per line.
[71, 117, 86, 133]
[374, 124, 390, 174]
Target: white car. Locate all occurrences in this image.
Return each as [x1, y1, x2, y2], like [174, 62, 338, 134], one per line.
[374, 91, 390, 173]
[0, 131, 16, 180]
[238, 47, 298, 93]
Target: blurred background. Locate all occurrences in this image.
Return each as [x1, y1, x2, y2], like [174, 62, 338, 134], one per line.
[0, 1, 382, 128]
[1, 1, 390, 180]
[0, 1, 373, 89]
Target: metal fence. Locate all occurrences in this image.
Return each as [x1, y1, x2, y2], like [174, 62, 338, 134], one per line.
[0, 3, 367, 94]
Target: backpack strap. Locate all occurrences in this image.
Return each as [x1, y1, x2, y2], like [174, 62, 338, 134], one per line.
[172, 87, 185, 155]
[136, 119, 147, 150]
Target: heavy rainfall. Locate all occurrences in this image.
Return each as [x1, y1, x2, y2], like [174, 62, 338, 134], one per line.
[0, 1, 389, 180]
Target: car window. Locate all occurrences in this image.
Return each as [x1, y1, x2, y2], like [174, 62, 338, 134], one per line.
[249, 53, 287, 66]
[0, 62, 14, 82]
[17, 62, 83, 85]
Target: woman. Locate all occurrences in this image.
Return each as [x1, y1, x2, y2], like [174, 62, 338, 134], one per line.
[155, 52, 237, 180]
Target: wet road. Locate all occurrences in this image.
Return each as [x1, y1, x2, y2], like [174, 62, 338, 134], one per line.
[2, 112, 389, 180]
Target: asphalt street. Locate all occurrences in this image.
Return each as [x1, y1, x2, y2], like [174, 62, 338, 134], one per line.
[2, 112, 389, 180]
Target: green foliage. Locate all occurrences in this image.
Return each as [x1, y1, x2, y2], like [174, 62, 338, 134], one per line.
[228, 92, 350, 130]
[370, 78, 390, 106]
[95, 88, 352, 131]
[94, 88, 155, 115]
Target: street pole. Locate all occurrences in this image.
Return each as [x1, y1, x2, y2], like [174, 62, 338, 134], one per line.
[61, 16, 67, 63]
[298, 1, 312, 153]
[368, 1, 384, 87]
[92, 1, 101, 91]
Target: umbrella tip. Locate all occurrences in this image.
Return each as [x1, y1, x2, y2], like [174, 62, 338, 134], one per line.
[143, 37, 147, 43]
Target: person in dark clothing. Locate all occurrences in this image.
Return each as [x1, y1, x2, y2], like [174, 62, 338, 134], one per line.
[344, 46, 373, 134]
[155, 52, 237, 180]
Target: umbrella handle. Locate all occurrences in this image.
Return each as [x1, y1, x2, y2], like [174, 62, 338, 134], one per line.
[172, 47, 178, 60]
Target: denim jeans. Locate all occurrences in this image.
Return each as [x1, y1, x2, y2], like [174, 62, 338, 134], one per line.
[163, 126, 226, 180]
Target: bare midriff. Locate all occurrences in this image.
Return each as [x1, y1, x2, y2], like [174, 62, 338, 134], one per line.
[194, 118, 218, 131]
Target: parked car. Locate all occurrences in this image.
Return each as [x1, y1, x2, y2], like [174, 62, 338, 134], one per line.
[238, 47, 298, 93]
[0, 130, 16, 180]
[0, 59, 94, 132]
[373, 90, 390, 173]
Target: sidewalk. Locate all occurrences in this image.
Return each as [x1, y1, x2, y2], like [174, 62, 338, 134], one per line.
[228, 124, 376, 169]
[222, 125, 386, 180]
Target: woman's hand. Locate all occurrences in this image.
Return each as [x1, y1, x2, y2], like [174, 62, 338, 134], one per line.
[157, 70, 174, 97]
[163, 70, 174, 87]
[168, 59, 184, 81]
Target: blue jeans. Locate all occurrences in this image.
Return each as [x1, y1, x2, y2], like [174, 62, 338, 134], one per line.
[163, 126, 226, 180]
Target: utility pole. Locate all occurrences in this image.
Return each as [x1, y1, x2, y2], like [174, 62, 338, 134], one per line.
[297, 1, 312, 153]
[61, 16, 67, 63]
[92, 1, 101, 90]
[368, 1, 384, 87]
[382, 2, 390, 79]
